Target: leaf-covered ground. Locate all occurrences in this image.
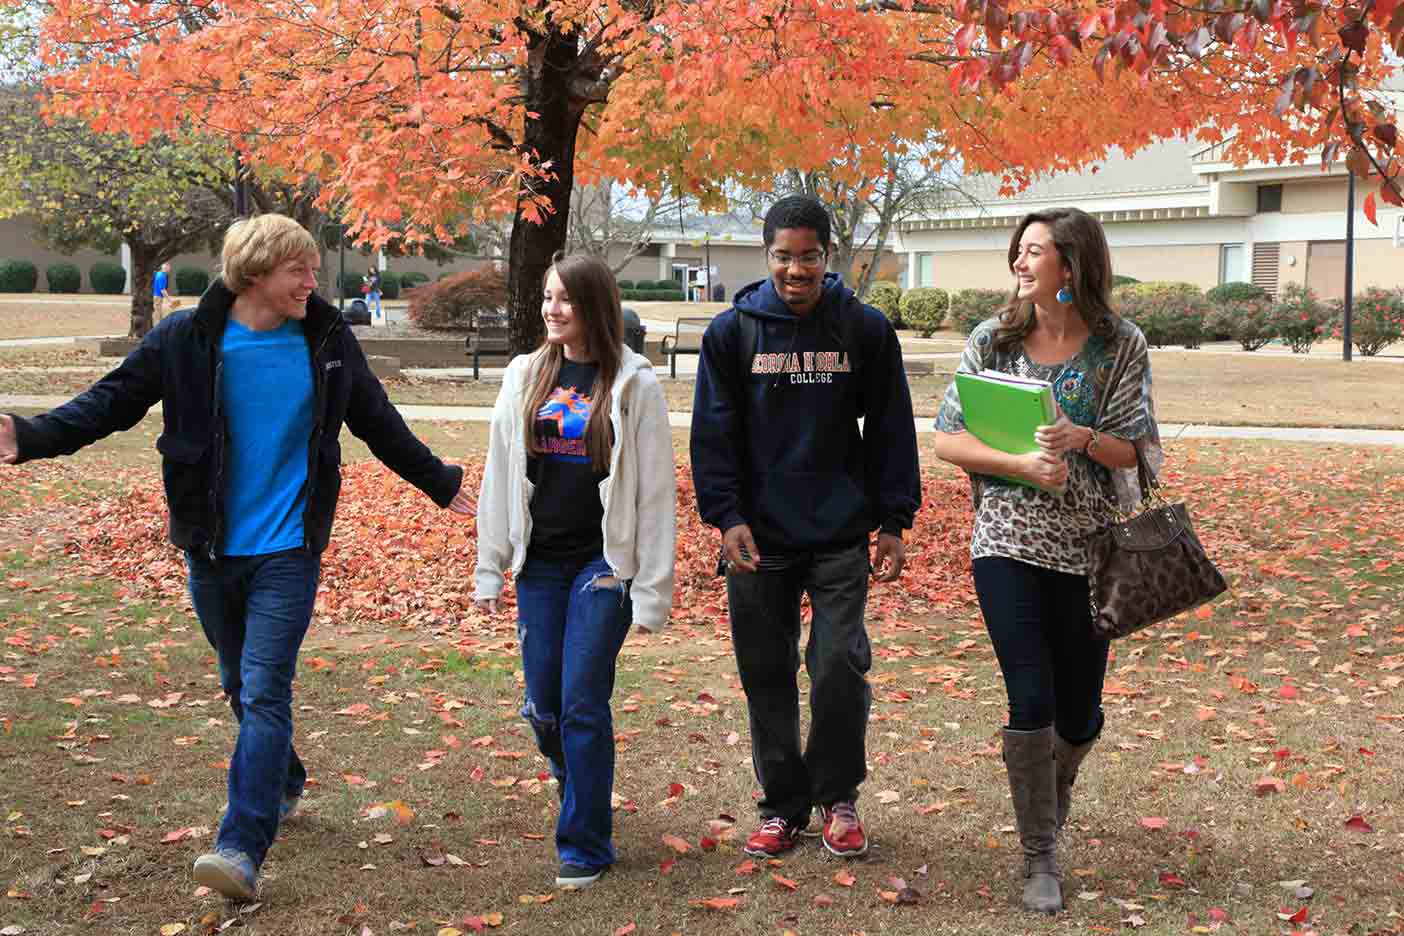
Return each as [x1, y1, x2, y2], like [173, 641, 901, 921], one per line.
[1, 435, 1402, 935]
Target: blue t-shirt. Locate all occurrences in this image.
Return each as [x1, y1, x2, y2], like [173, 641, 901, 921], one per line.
[153, 270, 168, 297]
[218, 319, 315, 556]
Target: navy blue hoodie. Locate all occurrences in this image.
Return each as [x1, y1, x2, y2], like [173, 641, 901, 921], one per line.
[690, 273, 921, 552]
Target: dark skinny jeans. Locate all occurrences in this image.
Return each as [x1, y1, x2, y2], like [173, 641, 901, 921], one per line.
[972, 556, 1108, 743]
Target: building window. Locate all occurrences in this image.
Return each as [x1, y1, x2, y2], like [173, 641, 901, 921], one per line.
[1219, 244, 1247, 284]
[1257, 184, 1283, 213]
[918, 253, 936, 287]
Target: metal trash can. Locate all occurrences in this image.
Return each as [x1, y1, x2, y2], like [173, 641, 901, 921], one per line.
[622, 306, 646, 353]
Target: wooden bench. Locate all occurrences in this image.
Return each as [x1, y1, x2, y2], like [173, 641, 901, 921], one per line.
[464, 310, 511, 379]
[659, 315, 714, 379]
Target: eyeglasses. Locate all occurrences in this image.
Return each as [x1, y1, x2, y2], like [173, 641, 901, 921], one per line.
[767, 249, 826, 269]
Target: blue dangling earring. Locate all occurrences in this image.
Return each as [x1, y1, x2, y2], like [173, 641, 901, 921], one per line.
[1056, 285, 1073, 304]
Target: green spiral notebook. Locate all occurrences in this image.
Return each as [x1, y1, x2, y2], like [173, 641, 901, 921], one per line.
[954, 370, 1058, 489]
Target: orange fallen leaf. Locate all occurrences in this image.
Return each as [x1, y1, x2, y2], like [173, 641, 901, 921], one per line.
[771, 872, 798, 891]
[833, 869, 856, 887]
[661, 834, 690, 855]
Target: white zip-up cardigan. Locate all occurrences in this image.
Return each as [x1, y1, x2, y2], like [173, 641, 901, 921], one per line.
[474, 346, 677, 632]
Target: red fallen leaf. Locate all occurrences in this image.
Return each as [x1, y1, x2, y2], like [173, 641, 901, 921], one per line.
[614, 925, 637, 936]
[160, 827, 196, 843]
[1278, 905, 1309, 924]
[690, 896, 741, 911]
[661, 834, 690, 854]
[1254, 777, 1286, 797]
[1138, 816, 1168, 830]
[699, 836, 718, 852]
[833, 869, 856, 887]
[462, 917, 485, 933]
[1158, 872, 1186, 889]
[695, 692, 716, 704]
[812, 893, 834, 908]
[1359, 747, 1375, 757]
[771, 872, 798, 891]
[343, 774, 367, 786]
[735, 859, 758, 876]
[1345, 814, 1374, 833]
[334, 703, 371, 717]
[1277, 684, 1299, 700]
[659, 857, 676, 874]
[668, 782, 684, 798]
[1208, 907, 1229, 923]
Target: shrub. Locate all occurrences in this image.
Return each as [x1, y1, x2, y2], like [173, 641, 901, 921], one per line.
[90, 261, 126, 295]
[174, 267, 210, 296]
[1342, 286, 1404, 357]
[379, 272, 401, 300]
[1269, 283, 1331, 354]
[0, 259, 39, 293]
[948, 288, 1008, 335]
[865, 281, 903, 326]
[1111, 274, 1140, 287]
[1205, 281, 1268, 305]
[339, 272, 366, 298]
[1204, 296, 1276, 351]
[400, 271, 430, 288]
[899, 287, 949, 337]
[406, 265, 508, 331]
[1113, 281, 1209, 348]
[45, 262, 82, 293]
[617, 279, 635, 291]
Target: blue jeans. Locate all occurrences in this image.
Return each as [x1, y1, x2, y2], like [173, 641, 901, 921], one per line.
[187, 549, 321, 867]
[515, 555, 632, 870]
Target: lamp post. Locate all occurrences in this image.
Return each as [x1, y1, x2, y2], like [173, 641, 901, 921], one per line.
[1343, 171, 1354, 362]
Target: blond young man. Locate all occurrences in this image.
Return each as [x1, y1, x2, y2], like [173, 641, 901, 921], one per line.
[0, 214, 474, 900]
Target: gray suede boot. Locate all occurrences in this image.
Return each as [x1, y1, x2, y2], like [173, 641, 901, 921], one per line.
[1003, 727, 1063, 914]
[1053, 730, 1098, 833]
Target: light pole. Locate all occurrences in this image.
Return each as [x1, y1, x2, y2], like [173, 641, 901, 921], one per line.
[1343, 171, 1354, 362]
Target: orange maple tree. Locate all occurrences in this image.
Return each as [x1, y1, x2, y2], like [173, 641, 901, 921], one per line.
[30, 0, 1400, 349]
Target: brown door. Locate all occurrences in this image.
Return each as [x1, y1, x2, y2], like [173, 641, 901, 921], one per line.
[1306, 241, 1347, 301]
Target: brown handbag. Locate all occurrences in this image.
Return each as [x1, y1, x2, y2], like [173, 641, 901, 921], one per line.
[1086, 449, 1227, 639]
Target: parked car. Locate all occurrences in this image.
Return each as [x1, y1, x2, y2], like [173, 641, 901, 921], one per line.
[341, 298, 370, 325]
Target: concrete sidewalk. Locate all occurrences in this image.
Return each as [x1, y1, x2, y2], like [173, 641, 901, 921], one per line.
[4, 393, 1401, 445]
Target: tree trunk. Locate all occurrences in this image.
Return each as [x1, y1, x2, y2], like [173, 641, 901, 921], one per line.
[506, 29, 585, 354]
[128, 244, 159, 338]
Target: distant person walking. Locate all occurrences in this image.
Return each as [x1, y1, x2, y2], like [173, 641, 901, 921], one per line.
[363, 266, 383, 325]
[153, 262, 173, 321]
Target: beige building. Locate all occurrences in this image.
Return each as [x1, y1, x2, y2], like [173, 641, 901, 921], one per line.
[897, 138, 1404, 300]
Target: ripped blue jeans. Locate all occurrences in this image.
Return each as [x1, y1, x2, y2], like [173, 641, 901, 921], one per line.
[515, 554, 633, 870]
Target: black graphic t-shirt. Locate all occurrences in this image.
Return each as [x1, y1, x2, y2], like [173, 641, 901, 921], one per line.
[526, 359, 609, 564]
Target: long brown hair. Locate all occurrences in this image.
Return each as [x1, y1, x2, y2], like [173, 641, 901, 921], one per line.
[522, 253, 624, 472]
[993, 207, 1117, 354]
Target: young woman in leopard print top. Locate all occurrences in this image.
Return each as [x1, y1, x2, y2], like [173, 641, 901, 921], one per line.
[930, 207, 1160, 915]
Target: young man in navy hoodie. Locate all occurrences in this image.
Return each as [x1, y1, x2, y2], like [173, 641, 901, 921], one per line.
[690, 195, 921, 858]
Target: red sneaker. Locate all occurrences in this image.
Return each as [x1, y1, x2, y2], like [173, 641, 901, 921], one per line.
[743, 816, 802, 857]
[820, 801, 868, 857]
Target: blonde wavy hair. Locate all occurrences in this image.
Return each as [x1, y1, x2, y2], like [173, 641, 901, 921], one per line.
[220, 214, 319, 293]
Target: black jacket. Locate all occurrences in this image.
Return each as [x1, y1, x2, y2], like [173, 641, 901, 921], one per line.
[9, 280, 463, 559]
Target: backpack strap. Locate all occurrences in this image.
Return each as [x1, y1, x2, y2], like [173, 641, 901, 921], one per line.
[736, 308, 758, 377]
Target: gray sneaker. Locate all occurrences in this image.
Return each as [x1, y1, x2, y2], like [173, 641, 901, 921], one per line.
[555, 863, 604, 889]
[193, 848, 257, 900]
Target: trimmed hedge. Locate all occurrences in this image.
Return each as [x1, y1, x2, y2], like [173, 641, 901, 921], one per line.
[865, 281, 903, 327]
[380, 272, 401, 300]
[90, 262, 126, 295]
[617, 279, 635, 291]
[46, 262, 82, 294]
[621, 288, 686, 301]
[400, 271, 431, 288]
[949, 288, 1008, 335]
[338, 272, 366, 298]
[407, 266, 508, 331]
[1205, 281, 1268, 305]
[1113, 281, 1209, 348]
[175, 267, 210, 296]
[1111, 274, 1140, 286]
[0, 259, 39, 293]
[899, 287, 949, 337]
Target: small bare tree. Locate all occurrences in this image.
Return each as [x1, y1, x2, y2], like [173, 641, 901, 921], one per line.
[567, 180, 693, 274]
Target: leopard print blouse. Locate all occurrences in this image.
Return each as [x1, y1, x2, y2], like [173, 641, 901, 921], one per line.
[935, 317, 1158, 576]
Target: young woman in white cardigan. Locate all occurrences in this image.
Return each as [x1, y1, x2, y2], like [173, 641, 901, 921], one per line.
[475, 253, 676, 890]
